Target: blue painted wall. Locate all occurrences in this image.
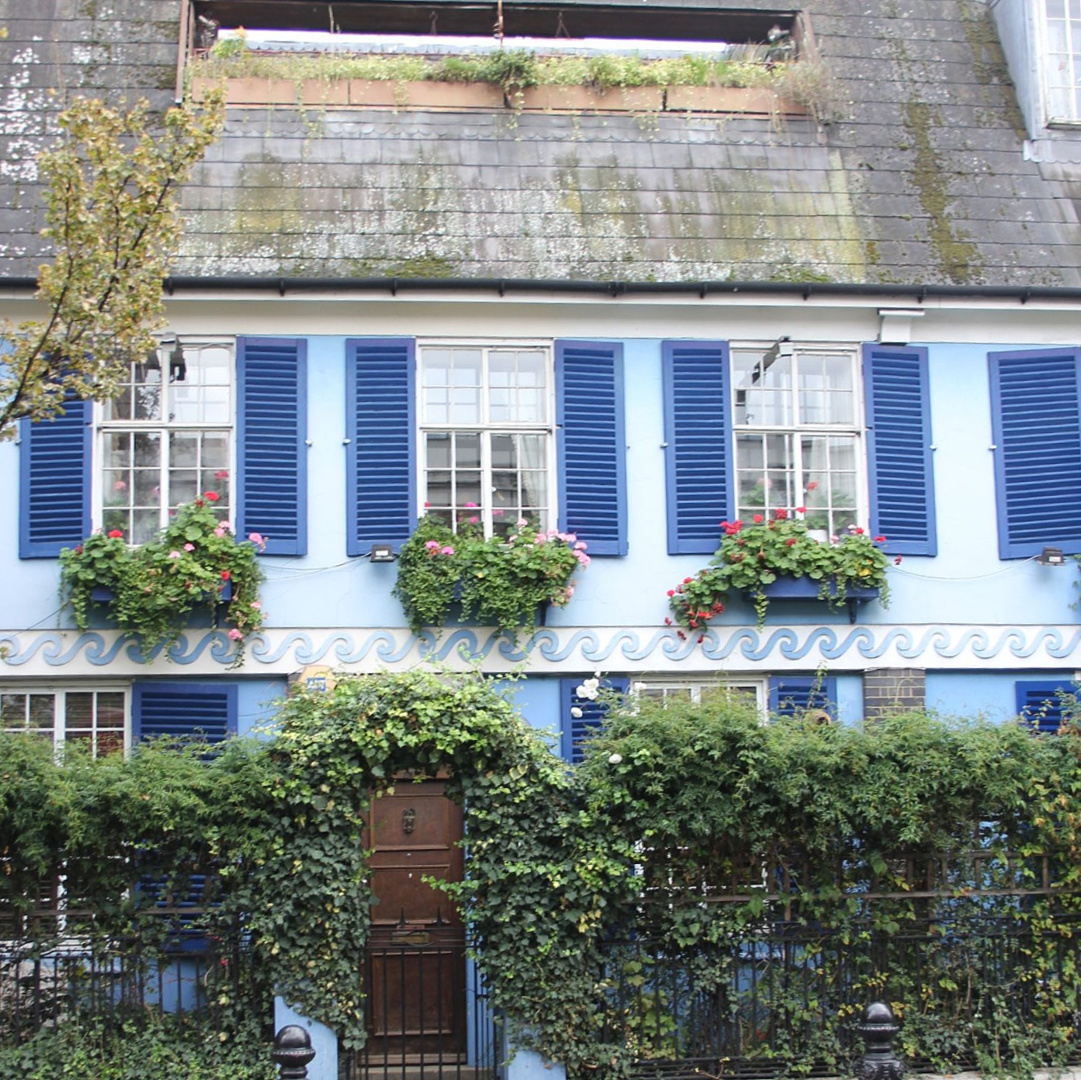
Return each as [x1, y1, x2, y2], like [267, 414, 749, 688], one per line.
[3, 331, 1079, 730]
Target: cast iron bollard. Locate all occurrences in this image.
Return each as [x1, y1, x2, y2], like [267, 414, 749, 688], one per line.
[854, 1001, 904, 1080]
[272, 1025, 316, 1080]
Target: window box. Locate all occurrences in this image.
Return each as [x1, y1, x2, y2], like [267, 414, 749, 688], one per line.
[752, 576, 880, 624]
[191, 75, 806, 117]
[86, 581, 233, 618]
[517, 85, 664, 113]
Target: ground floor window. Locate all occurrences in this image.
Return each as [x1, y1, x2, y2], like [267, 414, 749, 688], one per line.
[0, 686, 127, 757]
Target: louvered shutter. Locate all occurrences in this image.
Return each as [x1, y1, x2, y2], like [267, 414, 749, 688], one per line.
[863, 345, 936, 556]
[768, 676, 837, 720]
[19, 402, 92, 558]
[560, 675, 630, 763]
[237, 337, 307, 556]
[662, 341, 732, 555]
[989, 348, 1081, 558]
[555, 341, 627, 556]
[132, 682, 237, 744]
[346, 338, 416, 556]
[1016, 680, 1075, 734]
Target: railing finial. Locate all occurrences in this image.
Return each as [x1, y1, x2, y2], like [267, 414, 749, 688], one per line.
[854, 1001, 904, 1080]
[272, 1024, 316, 1080]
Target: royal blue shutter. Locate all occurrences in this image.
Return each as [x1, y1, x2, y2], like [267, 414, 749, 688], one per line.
[769, 676, 838, 720]
[555, 341, 627, 556]
[662, 341, 733, 555]
[346, 338, 416, 556]
[988, 348, 1081, 558]
[1016, 680, 1075, 734]
[863, 345, 936, 556]
[237, 337, 307, 556]
[19, 402, 92, 559]
[132, 682, 237, 744]
[560, 675, 631, 763]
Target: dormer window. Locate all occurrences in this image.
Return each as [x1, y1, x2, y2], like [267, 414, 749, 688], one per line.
[1042, 0, 1081, 125]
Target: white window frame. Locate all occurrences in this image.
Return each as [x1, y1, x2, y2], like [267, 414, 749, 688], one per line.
[1039, 0, 1081, 127]
[0, 683, 130, 758]
[95, 335, 236, 544]
[730, 341, 868, 538]
[417, 339, 558, 537]
[632, 677, 768, 719]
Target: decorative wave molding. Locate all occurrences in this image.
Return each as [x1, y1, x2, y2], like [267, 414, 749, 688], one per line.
[2, 625, 1081, 677]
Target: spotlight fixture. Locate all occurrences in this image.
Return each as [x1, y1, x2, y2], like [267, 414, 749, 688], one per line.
[1037, 546, 1066, 566]
[369, 543, 397, 563]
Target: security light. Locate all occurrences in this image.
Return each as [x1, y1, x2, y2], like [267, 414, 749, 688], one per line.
[1037, 546, 1066, 566]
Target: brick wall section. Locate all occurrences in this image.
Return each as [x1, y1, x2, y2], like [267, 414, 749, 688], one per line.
[864, 669, 927, 719]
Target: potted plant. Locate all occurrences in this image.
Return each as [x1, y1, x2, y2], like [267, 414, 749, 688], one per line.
[394, 514, 589, 636]
[667, 510, 890, 632]
[59, 492, 266, 661]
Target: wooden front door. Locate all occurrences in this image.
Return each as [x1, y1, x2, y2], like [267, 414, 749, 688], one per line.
[365, 780, 466, 1060]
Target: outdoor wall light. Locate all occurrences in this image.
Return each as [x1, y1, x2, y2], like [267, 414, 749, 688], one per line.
[369, 543, 397, 563]
[1037, 546, 1066, 566]
[762, 336, 794, 366]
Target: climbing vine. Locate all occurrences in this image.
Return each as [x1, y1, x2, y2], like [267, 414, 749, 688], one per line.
[3, 678, 1081, 1078]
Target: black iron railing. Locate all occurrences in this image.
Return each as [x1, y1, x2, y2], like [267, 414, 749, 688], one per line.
[0, 931, 266, 1045]
[598, 914, 1081, 1079]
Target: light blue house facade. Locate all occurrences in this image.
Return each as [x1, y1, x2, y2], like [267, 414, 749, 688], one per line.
[4, 294, 1081, 745]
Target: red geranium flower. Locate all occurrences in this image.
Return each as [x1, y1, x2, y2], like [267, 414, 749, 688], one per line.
[107, 529, 124, 539]
[753, 514, 763, 524]
[204, 491, 220, 502]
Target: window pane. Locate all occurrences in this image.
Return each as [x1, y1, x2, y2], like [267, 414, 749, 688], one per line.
[491, 434, 516, 470]
[171, 433, 199, 468]
[169, 471, 199, 507]
[66, 693, 93, 730]
[0, 693, 26, 726]
[131, 508, 160, 545]
[133, 433, 161, 467]
[456, 433, 481, 468]
[427, 432, 451, 469]
[96, 730, 124, 756]
[28, 695, 55, 731]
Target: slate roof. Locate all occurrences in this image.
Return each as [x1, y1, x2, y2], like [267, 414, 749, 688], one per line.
[2, 0, 1081, 287]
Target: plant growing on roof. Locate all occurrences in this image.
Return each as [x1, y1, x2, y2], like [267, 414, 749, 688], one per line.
[393, 513, 588, 636]
[59, 493, 266, 662]
[667, 510, 890, 631]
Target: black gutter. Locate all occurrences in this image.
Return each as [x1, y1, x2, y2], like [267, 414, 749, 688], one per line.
[0, 275, 1075, 303]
